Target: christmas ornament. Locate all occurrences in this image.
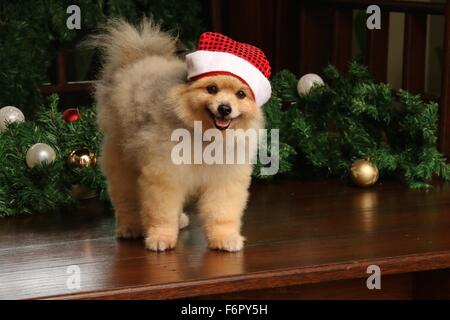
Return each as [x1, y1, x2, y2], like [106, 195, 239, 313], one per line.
[63, 108, 80, 123]
[297, 73, 324, 95]
[186, 32, 272, 107]
[26, 143, 56, 168]
[0, 106, 25, 132]
[68, 148, 97, 168]
[350, 159, 379, 187]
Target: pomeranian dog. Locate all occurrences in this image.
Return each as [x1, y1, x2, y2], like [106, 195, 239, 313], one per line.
[93, 20, 271, 252]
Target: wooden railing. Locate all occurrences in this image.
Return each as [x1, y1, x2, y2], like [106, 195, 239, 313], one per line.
[40, 49, 94, 107]
[305, 0, 450, 164]
[312, 0, 444, 14]
[40, 0, 450, 159]
[212, 0, 450, 159]
[440, 2, 450, 161]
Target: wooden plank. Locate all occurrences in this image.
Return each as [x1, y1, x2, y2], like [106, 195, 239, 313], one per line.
[272, 0, 284, 72]
[439, 2, 450, 160]
[299, 5, 333, 75]
[56, 50, 67, 85]
[367, 11, 390, 83]
[271, 0, 302, 73]
[212, 0, 277, 71]
[200, 274, 414, 300]
[413, 269, 450, 299]
[210, 0, 223, 32]
[304, 0, 445, 15]
[403, 13, 427, 94]
[40, 81, 94, 94]
[205, 270, 450, 300]
[331, 8, 353, 73]
[42, 252, 450, 300]
[3, 180, 450, 299]
[298, 2, 307, 76]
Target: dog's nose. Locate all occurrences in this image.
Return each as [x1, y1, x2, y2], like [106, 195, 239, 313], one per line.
[218, 104, 232, 117]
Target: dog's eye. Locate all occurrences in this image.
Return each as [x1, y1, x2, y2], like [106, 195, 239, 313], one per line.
[207, 85, 218, 94]
[236, 90, 246, 99]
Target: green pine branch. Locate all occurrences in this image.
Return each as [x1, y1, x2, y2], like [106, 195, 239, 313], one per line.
[254, 62, 450, 188]
[0, 95, 106, 217]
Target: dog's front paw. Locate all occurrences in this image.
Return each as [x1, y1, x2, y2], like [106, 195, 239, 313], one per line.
[208, 233, 245, 252]
[145, 228, 178, 251]
[116, 224, 143, 239]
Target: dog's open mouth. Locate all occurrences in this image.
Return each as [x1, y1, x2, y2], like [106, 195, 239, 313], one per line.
[207, 109, 232, 130]
[214, 117, 232, 130]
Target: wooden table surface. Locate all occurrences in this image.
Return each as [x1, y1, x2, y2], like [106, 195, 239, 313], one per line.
[1, 179, 450, 299]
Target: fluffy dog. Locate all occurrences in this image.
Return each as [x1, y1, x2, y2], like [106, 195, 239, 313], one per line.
[93, 20, 266, 252]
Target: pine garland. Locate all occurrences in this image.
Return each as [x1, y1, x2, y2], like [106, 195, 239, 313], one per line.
[254, 62, 450, 189]
[1, 63, 449, 217]
[0, 95, 106, 217]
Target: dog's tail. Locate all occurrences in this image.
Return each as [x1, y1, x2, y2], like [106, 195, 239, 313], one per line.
[88, 18, 178, 77]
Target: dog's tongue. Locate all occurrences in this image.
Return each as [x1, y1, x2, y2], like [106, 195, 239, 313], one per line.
[215, 117, 231, 130]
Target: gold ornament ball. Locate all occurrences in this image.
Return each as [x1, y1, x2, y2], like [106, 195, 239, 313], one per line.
[350, 159, 379, 187]
[69, 148, 97, 168]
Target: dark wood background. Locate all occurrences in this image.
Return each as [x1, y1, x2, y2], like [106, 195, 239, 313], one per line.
[41, 0, 450, 158]
[4, 179, 450, 299]
[209, 0, 450, 158]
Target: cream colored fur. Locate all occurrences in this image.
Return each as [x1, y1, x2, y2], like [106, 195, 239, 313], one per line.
[94, 19, 263, 252]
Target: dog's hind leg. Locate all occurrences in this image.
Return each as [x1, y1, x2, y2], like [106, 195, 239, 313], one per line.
[100, 139, 143, 239]
[138, 168, 185, 251]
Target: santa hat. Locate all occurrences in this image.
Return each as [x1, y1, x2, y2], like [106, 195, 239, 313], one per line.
[186, 32, 272, 107]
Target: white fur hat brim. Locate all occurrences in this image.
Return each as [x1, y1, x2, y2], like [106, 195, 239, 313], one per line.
[186, 50, 272, 107]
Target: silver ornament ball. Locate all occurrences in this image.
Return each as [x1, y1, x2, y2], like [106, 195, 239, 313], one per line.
[26, 143, 56, 168]
[0, 106, 25, 132]
[297, 73, 324, 96]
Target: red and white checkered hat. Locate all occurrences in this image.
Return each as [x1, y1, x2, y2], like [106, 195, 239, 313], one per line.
[186, 32, 272, 107]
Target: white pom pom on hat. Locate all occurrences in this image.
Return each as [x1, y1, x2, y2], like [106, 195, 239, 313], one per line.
[186, 32, 272, 107]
